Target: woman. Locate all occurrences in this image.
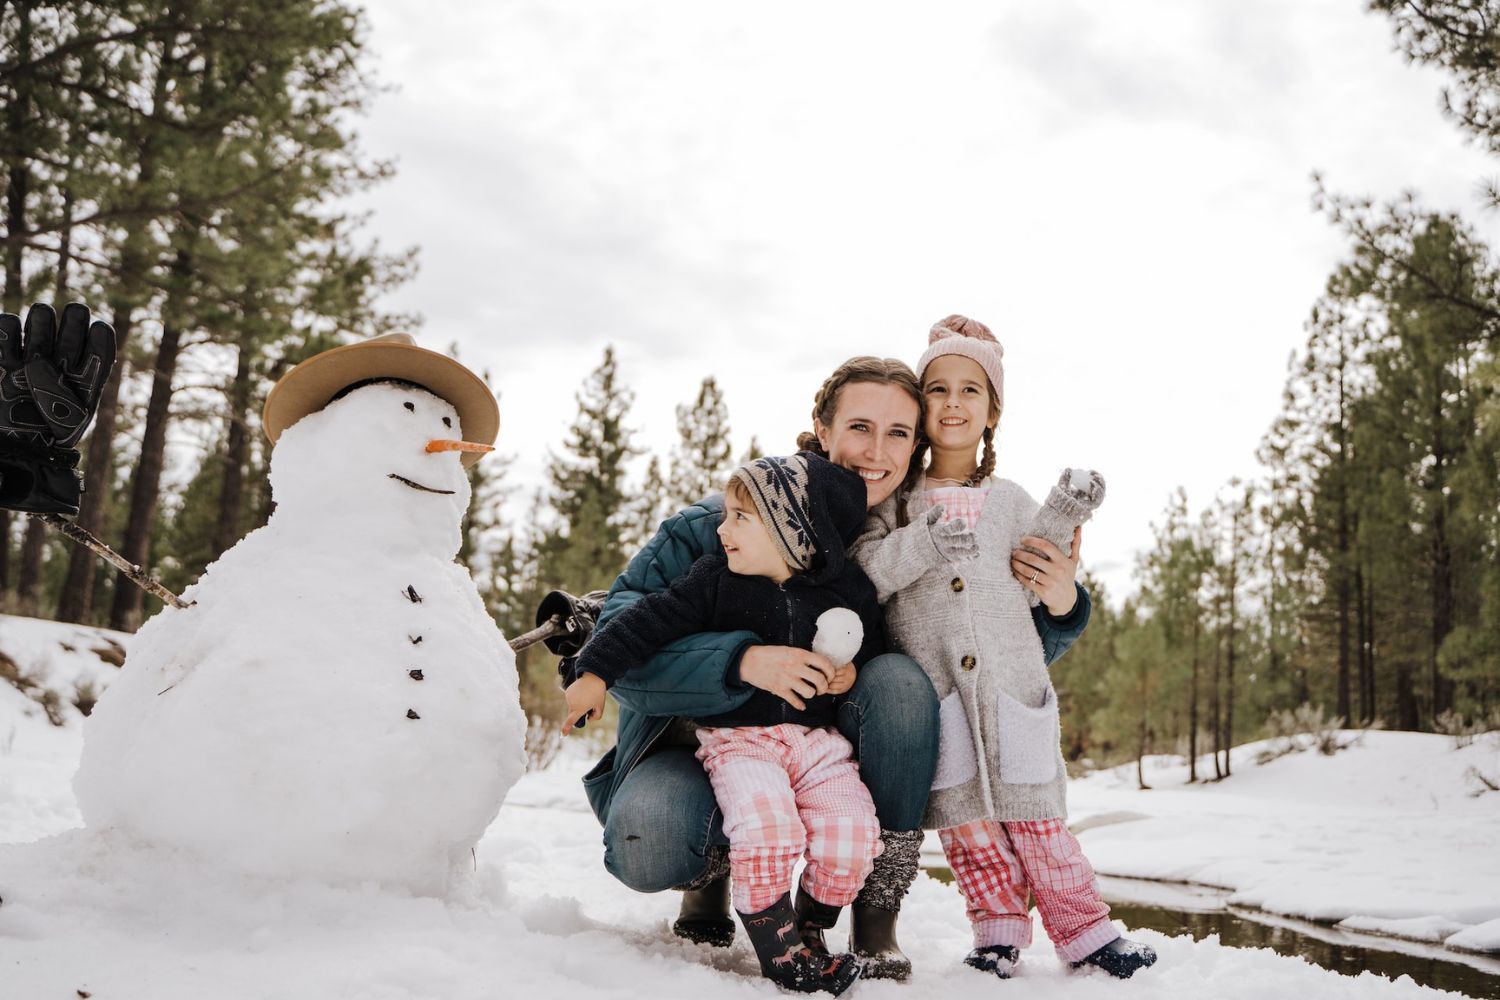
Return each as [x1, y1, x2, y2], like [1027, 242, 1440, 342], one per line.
[579, 356, 1091, 981]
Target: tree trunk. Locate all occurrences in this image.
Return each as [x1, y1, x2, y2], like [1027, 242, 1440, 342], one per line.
[1335, 338, 1353, 723]
[55, 308, 130, 622]
[56, 37, 173, 624]
[15, 518, 46, 613]
[1430, 428, 1455, 724]
[1396, 656, 1419, 730]
[1211, 593, 1223, 780]
[212, 330, 254, 558]
[1354, 562, 1368, 724]
[1189, 614, 1200, 783]
[108, 248, 191, 631]
[1225, 512, 1238, 779]
[1, 1, 35, 601]
[15, 520, 46, 615]
[1362, 568, 1376, 724]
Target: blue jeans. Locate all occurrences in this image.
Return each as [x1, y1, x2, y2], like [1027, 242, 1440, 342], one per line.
[602, 652, 939, 893]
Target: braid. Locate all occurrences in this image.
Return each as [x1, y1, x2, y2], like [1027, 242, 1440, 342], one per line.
[966, 426, 996, 486]
[895, 439, 928, 528]
[796, 430, 825, 455]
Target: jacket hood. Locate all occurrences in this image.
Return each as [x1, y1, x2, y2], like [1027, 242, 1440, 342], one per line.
[799, 451, 869, 585]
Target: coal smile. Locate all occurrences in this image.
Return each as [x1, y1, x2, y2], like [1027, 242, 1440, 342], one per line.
[388, 473, 455, 495]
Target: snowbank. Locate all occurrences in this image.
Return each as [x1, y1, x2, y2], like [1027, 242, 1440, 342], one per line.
[1068, 732, 1500, 957]
[1, 614, 1489, 998]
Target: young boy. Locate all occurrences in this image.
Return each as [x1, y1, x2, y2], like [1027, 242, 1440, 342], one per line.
[565, 453, 883, 996]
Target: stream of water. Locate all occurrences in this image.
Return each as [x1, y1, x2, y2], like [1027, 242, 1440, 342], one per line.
[922, 867, 1500, 998]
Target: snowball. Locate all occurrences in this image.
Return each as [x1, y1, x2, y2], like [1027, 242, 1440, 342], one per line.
[75, 385, 526, 896]
[1070, 467, 1094, 493]
[811, 607, 862, 667]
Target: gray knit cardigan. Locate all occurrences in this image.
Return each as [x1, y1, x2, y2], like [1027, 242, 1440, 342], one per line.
[850, 478, 1068, 828]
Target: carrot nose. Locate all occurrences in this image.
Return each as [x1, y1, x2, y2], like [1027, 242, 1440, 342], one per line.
[426, 439, 495, 456]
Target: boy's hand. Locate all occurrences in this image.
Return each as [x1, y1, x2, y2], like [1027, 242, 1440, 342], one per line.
[562, 672, 607, 734]
[826, 662, 857, 696]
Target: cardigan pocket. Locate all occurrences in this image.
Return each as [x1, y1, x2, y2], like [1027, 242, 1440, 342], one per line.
[995, 686, 1060, 784]
[931, 691, 979, 791]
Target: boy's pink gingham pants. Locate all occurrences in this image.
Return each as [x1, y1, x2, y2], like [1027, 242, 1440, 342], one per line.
[696, 724, 882, 914]
[939, 818, 1119, 963]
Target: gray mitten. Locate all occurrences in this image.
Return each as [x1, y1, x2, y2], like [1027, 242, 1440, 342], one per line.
[1022, 468, 1105, 607]
[925, 504, 978, 563]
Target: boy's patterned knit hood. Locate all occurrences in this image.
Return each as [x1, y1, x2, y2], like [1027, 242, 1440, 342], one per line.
[730, 451, 868, 584]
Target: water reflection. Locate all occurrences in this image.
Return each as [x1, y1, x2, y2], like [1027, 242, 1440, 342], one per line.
[923, 867, 1500, 999]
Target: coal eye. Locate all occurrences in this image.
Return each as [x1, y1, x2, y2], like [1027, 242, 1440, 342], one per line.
[404, 401, 415, 412]
[442, 416, 452, 428]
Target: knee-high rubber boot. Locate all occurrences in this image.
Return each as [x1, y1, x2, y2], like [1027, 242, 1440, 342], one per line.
[672, 874, 735, 947]
[671, 849, 734, 947]
[849, 828, 922, 981]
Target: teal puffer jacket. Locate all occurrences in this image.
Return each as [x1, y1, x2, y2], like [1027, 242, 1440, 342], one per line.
[581, 496, 748, 823]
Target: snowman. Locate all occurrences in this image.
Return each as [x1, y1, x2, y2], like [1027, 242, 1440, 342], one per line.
[74, 334, 527, 896]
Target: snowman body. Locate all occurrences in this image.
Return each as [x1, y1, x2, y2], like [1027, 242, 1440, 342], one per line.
[75, 384, 526, 895]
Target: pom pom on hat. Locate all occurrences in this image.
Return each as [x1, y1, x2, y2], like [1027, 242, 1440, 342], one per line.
[917, 314, 1004, 409]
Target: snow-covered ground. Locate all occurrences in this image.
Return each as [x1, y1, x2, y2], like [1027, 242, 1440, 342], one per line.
[3, 613, 1496, 999]
[1064, 733, 1500, 957]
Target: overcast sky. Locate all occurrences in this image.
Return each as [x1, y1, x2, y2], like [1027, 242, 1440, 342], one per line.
[349, 0, 1494, 601]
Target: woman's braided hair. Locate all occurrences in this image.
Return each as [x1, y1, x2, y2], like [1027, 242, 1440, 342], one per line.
[796, 356, 926, 525]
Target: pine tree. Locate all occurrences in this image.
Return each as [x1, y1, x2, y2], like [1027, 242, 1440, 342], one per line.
[541, 346, 641, 596]
[668, 376, 732, 507]
[627, 454, 673, 552]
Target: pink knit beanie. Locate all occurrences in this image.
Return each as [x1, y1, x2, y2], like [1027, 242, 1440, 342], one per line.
[916, 314, 1004, 410]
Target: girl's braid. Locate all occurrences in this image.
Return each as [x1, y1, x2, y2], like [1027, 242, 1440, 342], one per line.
[967, 426, 997, 486]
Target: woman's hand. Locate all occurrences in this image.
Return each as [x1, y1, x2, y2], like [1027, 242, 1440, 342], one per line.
[562, 672, 607, 734]
[1012, 526, 1082, 616]
[739, 645, 836, 710]
[826, 662, 857, 696]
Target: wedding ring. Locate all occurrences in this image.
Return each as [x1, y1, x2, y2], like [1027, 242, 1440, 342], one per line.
[1030, 570, 1039, 584]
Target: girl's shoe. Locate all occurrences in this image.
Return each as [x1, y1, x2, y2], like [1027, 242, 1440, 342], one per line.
[964, 944, 1020, 979]
[739, 893, 862, 996]
[1070, 936, 1158, 979]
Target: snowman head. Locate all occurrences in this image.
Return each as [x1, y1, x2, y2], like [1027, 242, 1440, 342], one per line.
[260, 334, 499, 554]
[267, 382, 482, 555]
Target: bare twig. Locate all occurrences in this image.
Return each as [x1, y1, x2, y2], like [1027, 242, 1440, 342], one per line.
[31, 513, 189, 610]
[507, 616, 563, 654]
[32, 512, 566, 655]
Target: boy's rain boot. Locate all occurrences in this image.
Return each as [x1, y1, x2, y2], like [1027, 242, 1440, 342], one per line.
[964, 945, 1020, 979]
[848, 829, 922, 980]
[739, 893, 862, 996]
[794, 888, 843, 955]
[1070, 936, 1158, 979]
[672, 874, 735, 948]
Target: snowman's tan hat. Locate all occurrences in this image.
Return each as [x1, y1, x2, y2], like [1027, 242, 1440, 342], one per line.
[262, 333, 499, 468]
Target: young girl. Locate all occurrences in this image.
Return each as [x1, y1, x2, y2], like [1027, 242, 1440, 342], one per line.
[851, 316, 1157, 980]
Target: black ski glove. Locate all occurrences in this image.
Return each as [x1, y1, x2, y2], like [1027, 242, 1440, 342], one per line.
[0, 302, 117, 449]
[0, 444, 83, 517]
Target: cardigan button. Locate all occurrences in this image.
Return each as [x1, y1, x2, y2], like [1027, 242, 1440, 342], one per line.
[961, 654, 976, 671]
[951, 577, 965, 592]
